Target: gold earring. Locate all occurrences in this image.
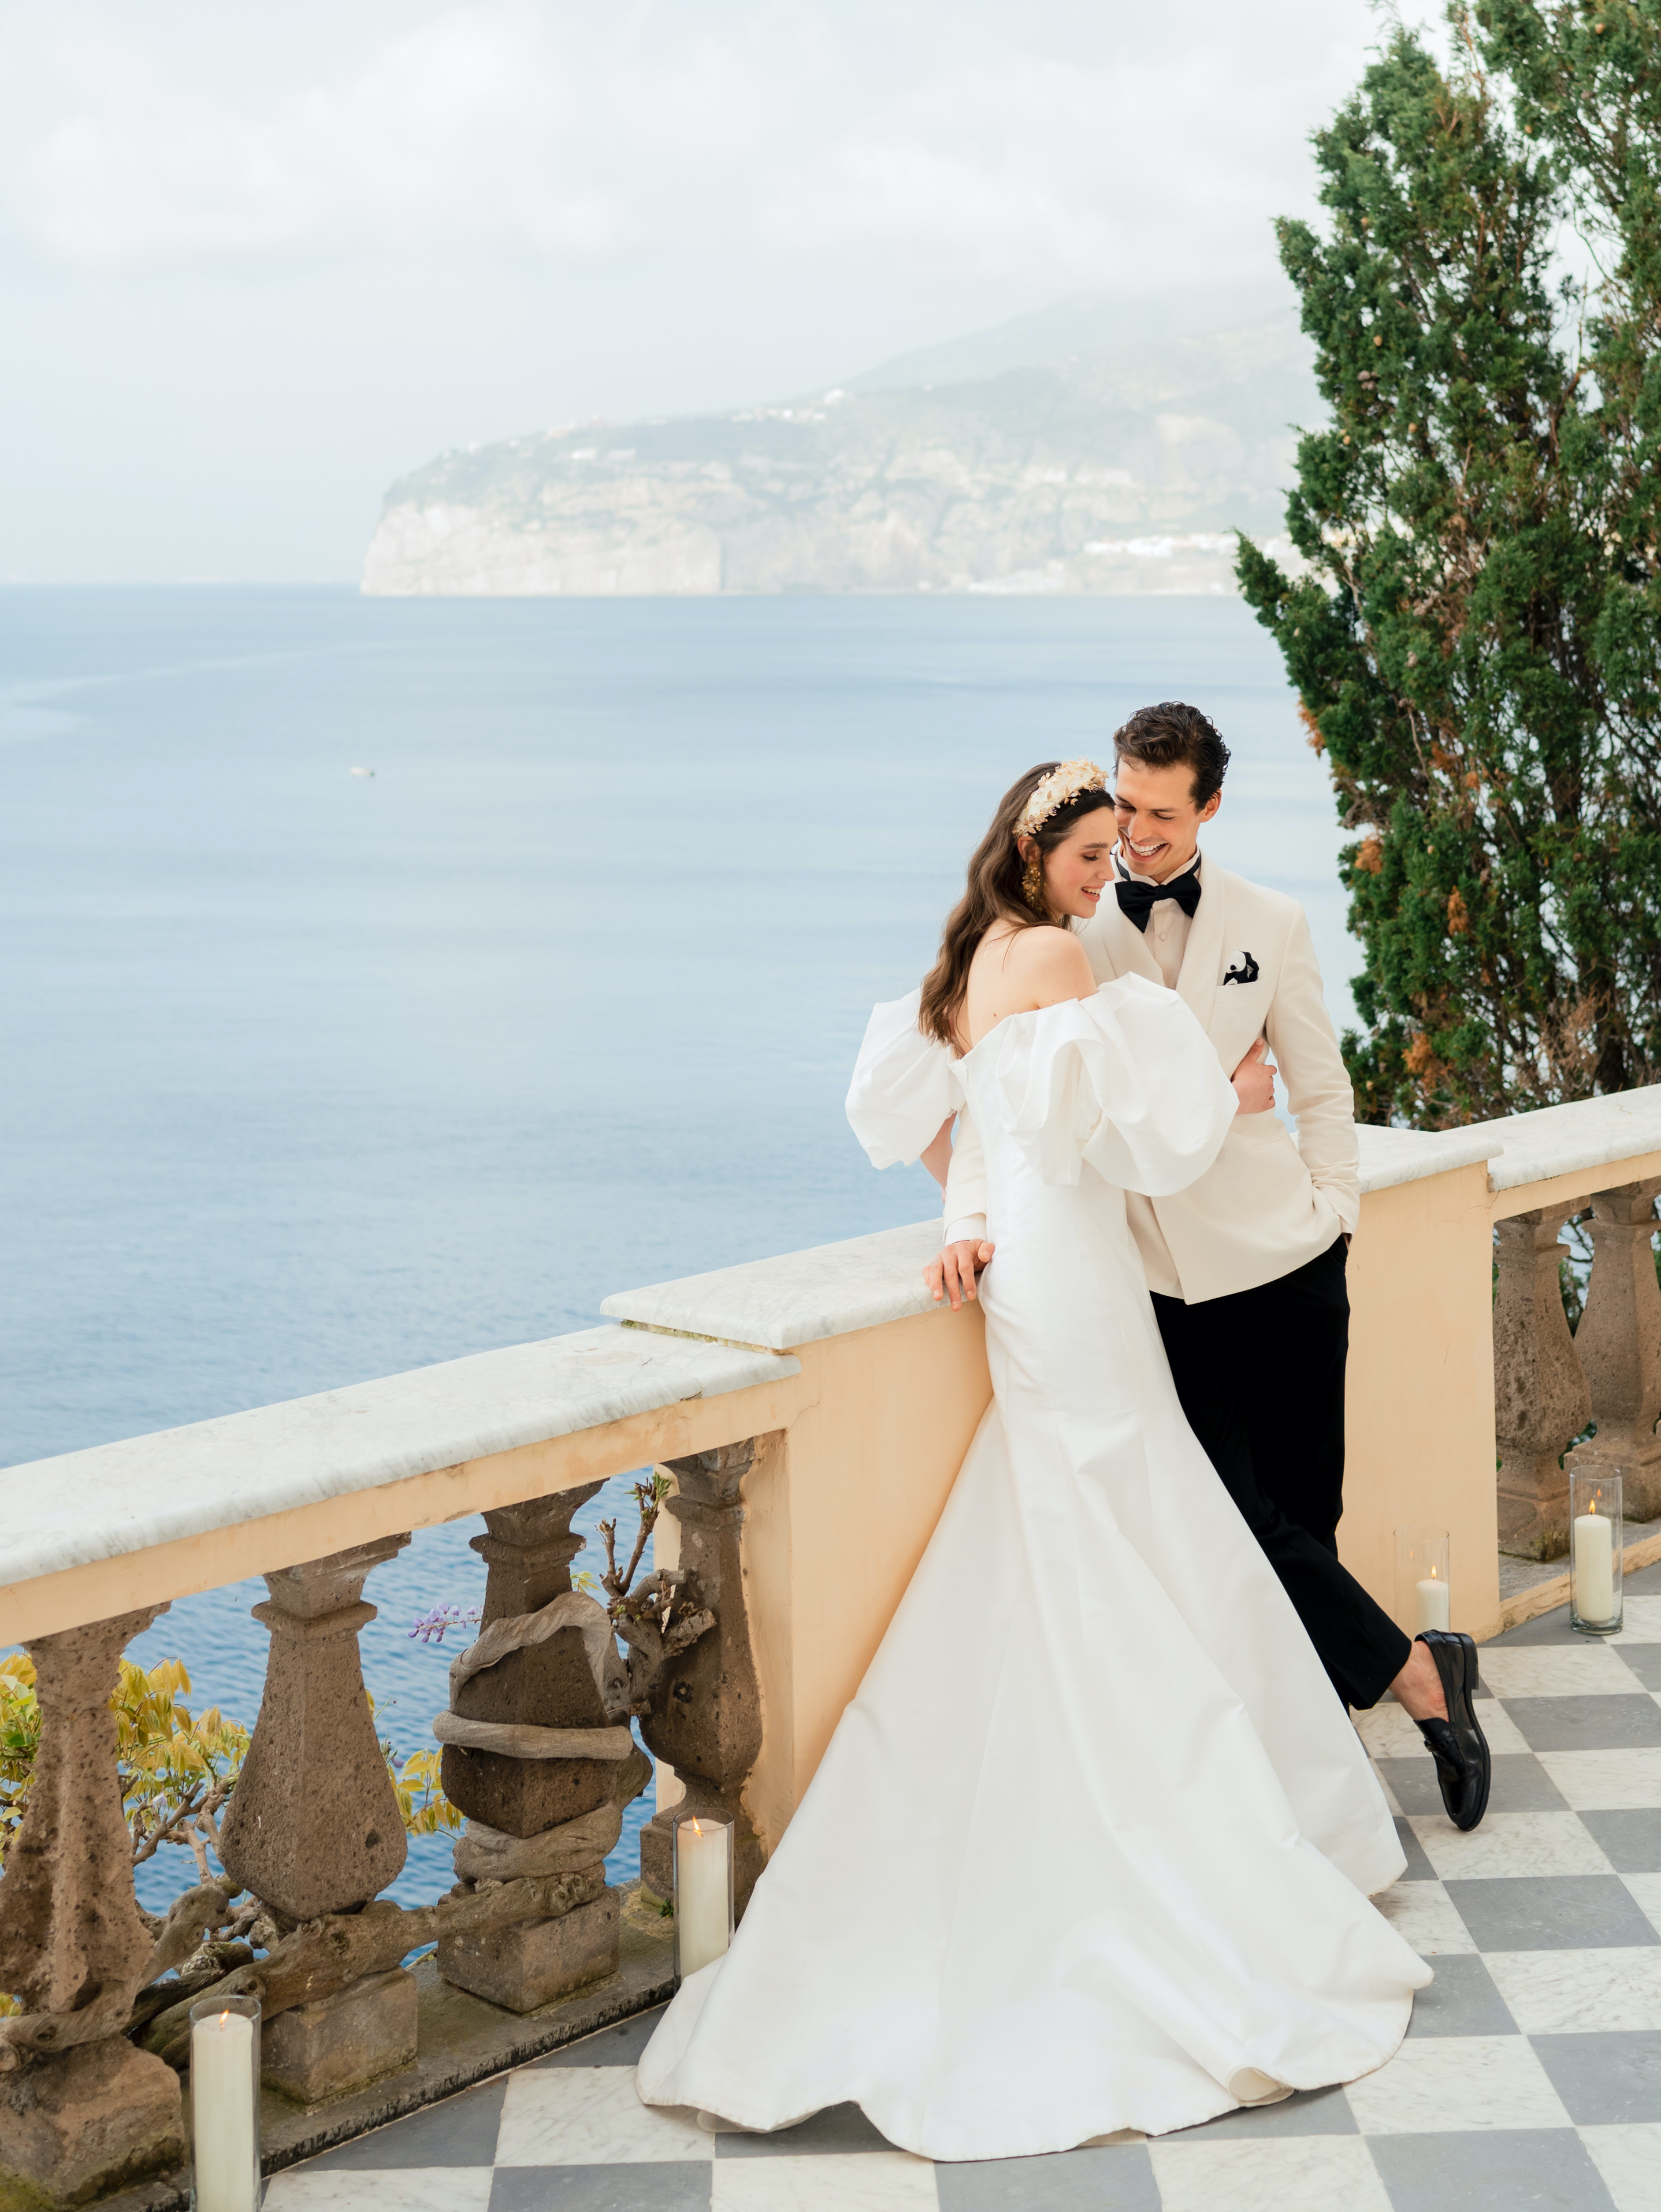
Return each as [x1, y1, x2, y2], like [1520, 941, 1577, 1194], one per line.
[1022, 847, 1046, 913]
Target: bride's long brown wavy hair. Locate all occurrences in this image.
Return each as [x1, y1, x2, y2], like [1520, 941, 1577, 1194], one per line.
[917, 762, 1114, 1047]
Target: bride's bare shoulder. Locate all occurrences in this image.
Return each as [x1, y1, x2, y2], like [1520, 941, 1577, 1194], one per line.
[999, 925, 1095, 994]
[973, 920, 1074, 964]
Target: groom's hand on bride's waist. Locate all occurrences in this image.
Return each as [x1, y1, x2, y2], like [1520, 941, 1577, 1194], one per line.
[927, 1239, 996, 1311]
[1230, 1036, 1277, 1115]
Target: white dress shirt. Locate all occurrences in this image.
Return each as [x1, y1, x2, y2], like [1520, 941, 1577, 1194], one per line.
[1102, 849, 1199, 1289]
[1115, 847, 1201, 992]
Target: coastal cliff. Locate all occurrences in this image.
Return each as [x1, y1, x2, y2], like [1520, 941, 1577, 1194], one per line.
[362, 312, 1314, 598]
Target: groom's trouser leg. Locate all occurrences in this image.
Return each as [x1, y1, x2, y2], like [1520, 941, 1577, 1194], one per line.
[1242, 1234, 1349, 1553]
[1151, 1236, 1410, 1711]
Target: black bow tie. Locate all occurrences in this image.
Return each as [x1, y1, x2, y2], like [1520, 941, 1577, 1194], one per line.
[1114, 869, 1202, 932]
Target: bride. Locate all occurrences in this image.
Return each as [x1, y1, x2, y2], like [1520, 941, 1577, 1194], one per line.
[636, 759, 1428, 2160]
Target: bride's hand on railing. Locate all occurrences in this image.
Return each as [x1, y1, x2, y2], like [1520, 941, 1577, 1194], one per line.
[926, 1239, 995, 1311]
[1231, 1038, 1277, 1115]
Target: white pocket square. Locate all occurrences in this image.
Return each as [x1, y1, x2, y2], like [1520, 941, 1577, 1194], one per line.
[1222, 950, 1260, 985]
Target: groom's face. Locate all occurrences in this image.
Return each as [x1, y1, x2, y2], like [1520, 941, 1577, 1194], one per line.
[1112, 760, 1221, 882]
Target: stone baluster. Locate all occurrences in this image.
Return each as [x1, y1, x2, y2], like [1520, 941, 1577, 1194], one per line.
[437, 1486, 642, 2012]
[1494, 1209, 1592, 1559]
[217, 1535, 416, 2103]
[1566, 1179, 1661, 1523]
[640, 1442, 766, 1916]
[0, 1607, 187, 2207]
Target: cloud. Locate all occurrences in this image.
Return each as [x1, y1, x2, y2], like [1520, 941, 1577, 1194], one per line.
[1, 1, 1415, 292]
[773, 9, 1461, 291]
[9, 10, 632, 265]
[764, 51, 1279, 287]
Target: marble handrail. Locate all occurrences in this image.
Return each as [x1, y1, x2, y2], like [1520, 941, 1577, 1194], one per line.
[1482, 1084, 1661, 1200]
[1354, 1123, 1504, 1195]
[1354, 1085, 1661, 1204]
[0, 1327, 797, 1597]
[601, 1218, 945, 1352]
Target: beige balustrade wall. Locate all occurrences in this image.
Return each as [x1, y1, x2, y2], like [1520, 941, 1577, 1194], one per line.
[1340, 1155, 1502, 1645]
[651, 1303, 994, 1854]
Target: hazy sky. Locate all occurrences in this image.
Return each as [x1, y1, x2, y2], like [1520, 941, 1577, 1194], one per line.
[1, 2, 1434, 582]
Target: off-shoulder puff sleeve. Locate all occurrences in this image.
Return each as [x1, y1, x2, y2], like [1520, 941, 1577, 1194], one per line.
[846, 989, 963, 1170]
[991, 974, 1236, 1196]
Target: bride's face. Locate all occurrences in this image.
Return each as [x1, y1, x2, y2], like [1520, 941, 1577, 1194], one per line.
[1028, 806, 1115, 921]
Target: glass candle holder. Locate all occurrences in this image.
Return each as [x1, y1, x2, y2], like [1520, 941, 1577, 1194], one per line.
[189, 1994, 262, 2212]
[1570, 1468, 1623, 1635]
[672, 1812, 735, 1981]
[1395, 1527, 1451, 1635]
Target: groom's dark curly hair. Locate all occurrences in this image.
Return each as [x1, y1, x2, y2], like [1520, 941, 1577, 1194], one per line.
[1112, 701, 1231, 806]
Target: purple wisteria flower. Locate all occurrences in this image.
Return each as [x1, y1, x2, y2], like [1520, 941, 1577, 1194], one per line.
[408, 1603, 482, 1646]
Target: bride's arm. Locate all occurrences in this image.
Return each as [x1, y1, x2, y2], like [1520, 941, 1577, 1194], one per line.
[919, 1116, 956, 1189]
[926, 1109, 994, 1310]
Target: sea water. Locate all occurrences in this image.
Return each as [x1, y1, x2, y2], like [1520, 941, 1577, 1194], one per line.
[0, 588, 1356, 1911]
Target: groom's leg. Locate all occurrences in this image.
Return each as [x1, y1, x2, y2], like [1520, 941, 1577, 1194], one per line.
[1236, 1236, 1350, 1554]
[1152, 1272, 1410, 1711]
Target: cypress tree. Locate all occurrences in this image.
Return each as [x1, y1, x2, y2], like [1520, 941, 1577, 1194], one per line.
[1237, 14, 1661, 1127]
[1476, 1, 1661, 856]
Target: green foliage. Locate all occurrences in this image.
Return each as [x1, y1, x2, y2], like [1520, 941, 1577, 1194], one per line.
[115, 1656, 251, 1865]
[388, 1745, 463, 1836]
[0, 1656, 460, 1875]
[0, 1656, 33, 2007]
[1, 1653, 250, 1873]
[1477, 2, 1661, 704]
[0, 1655, 39, 1871]
[1238, 10, 1661, 1124]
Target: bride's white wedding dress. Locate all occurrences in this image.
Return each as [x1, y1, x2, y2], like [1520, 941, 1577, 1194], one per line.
[636, 975, 1427, 2160]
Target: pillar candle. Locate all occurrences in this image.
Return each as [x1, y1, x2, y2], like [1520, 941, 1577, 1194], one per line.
[675, 1818, 732, 1977]
[1574, 1507, 1616, 1623]
[190, 2009, 258, 2212]
[1414, 1577, 1451, 1633]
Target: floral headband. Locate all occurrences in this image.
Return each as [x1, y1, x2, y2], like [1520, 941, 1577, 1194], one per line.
[1016, 759, 1109, 837]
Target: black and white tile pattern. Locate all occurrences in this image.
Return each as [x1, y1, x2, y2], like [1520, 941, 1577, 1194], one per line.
[265, 1577, 1661, 2212]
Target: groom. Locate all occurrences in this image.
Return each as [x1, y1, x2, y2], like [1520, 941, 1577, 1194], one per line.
[931, 702, 1489, 1830]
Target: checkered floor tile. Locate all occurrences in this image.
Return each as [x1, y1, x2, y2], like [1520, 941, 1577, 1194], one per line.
[266, 1567, 1661, 2212]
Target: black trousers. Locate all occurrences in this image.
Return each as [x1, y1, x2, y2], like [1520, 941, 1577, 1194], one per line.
[1151, 1234, 1411, 1712]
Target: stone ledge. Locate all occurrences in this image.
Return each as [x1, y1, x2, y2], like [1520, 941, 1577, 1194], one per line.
[602, 1218, 946, 1353]
[1483, 1084, 1661, 1195]
[0, 1330, 797, 1591]
[1355, 1124, 1503, 1197]
[86, 1887, 675, 2212]
[1354, 1087, 1661, 1202]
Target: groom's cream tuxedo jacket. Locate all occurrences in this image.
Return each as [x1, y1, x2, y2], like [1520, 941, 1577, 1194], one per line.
[943, 857, 1359, 1305]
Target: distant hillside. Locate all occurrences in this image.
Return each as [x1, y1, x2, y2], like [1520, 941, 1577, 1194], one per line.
[841, 281, 1280, 392]
[362, 306, 1317, 598]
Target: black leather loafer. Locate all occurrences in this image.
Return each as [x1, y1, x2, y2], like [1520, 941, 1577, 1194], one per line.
[1414, 1629, 1491, 1832]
